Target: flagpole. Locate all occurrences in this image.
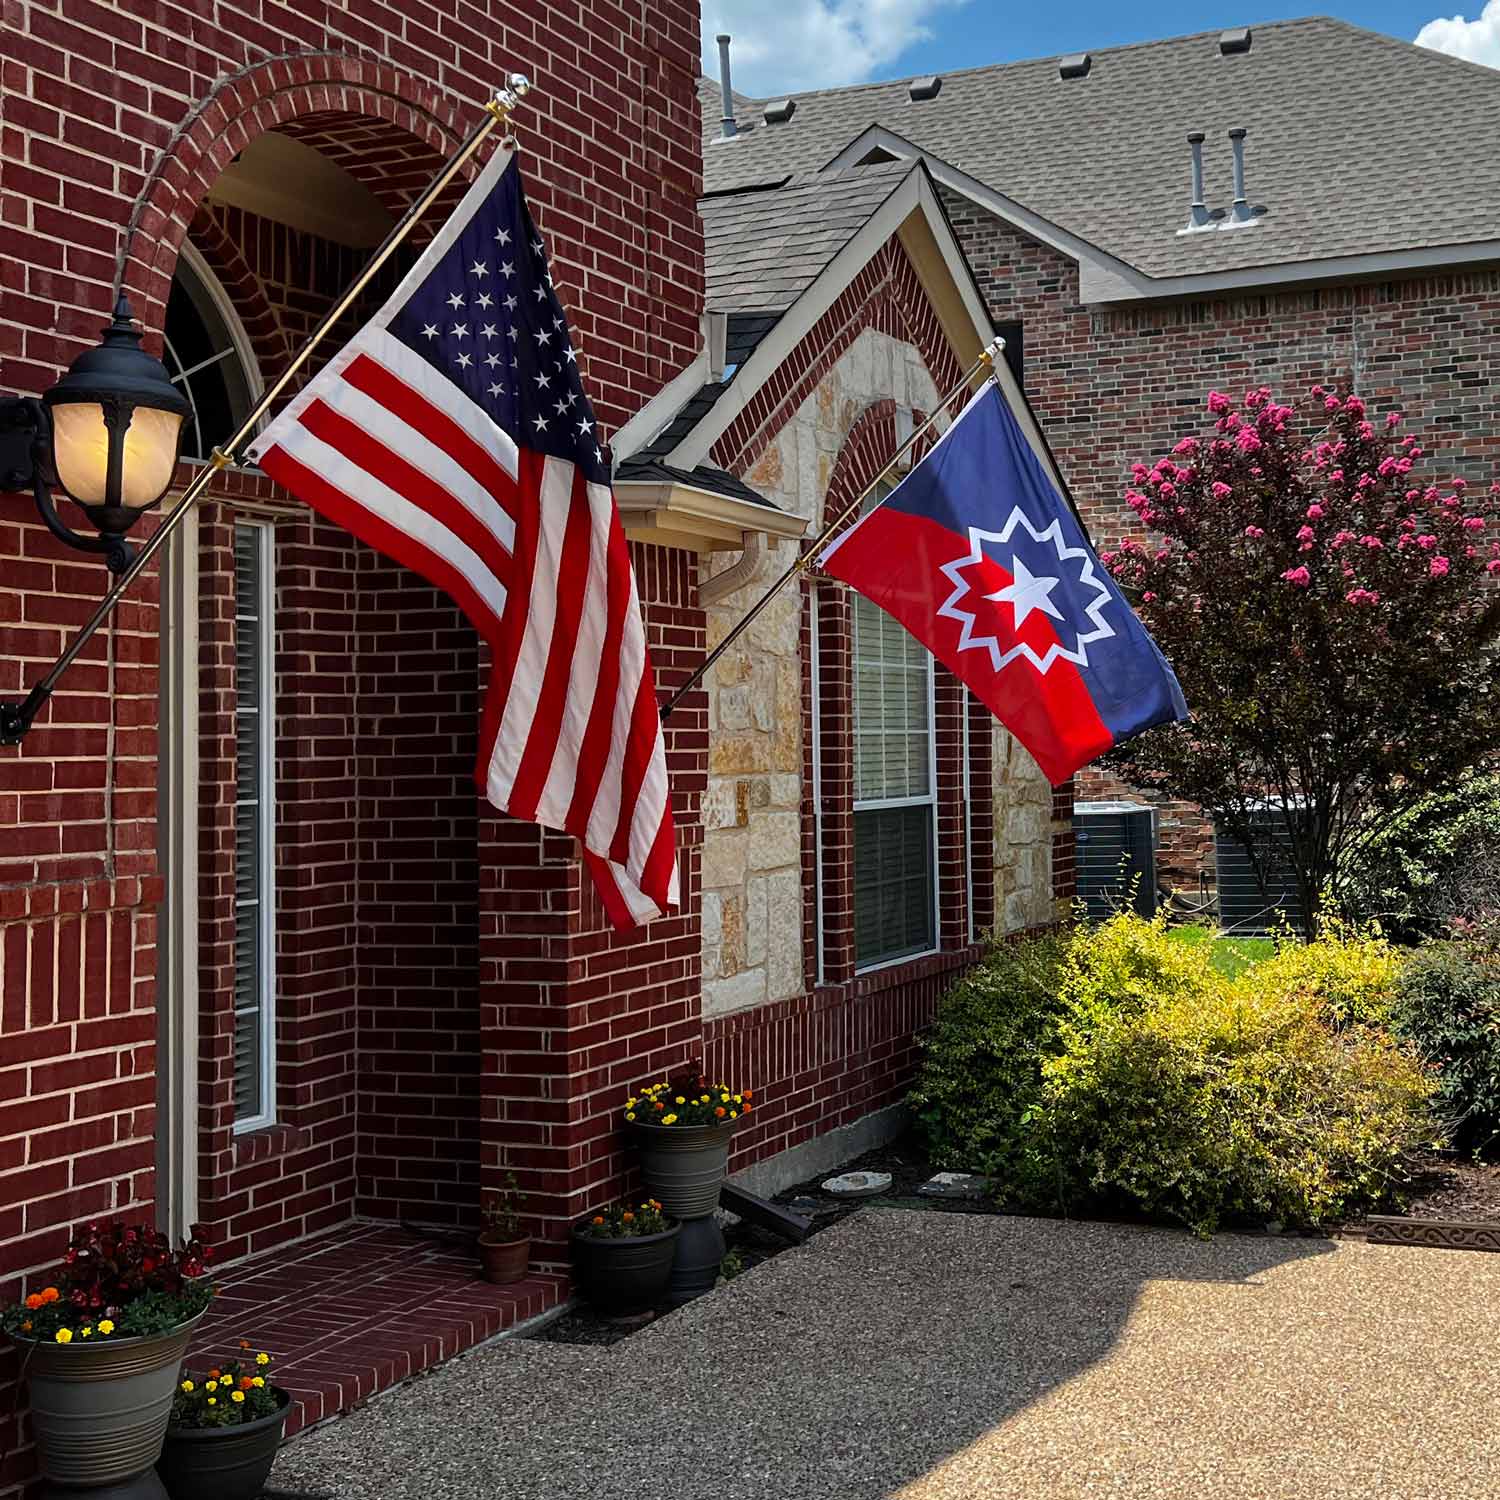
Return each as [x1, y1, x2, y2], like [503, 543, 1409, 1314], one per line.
[1, 77, 531, 746]
[658, 337, 1003, 722]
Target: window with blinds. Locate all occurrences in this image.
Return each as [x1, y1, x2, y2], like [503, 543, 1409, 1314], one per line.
[233, 521, 275, 1131]
[851, 590, 937, 968]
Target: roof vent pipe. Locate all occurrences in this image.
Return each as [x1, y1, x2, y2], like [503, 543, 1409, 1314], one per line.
[717, 34, 738, 140]
[1227, 127, 1256, 225]
[1179, 132, 1213, 233]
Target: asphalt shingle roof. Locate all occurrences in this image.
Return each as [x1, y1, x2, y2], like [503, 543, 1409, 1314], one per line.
[698, 17, 1500, 281]
[701, 160, 916, 312]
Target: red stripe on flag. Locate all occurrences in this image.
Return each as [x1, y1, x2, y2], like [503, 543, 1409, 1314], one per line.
[345, 353, 522, 514]
[584, 851, 638, 930]
[563, 508, 631, 837]
[607, 665, 661, 868]
[296, 398, 514, 584]
[506, 464, 595, 821]
[477, 447, 548, 788]
[257, 443, 505, 657]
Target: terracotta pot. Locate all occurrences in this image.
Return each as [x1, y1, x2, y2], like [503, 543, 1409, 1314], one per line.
[157, 1387, 291, 1500]
[477, 1233, 530, 1284]
[16, 1310, 204, 1490]
[629, 1119, 737, 1217]
[570, 1219, 681, 1316]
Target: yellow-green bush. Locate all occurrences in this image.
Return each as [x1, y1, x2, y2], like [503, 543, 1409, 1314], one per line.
[913, 913, 1436, 1234]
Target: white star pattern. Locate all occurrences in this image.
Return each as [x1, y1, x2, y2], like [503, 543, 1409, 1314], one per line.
[503, 294, 518, 311]
[576, 418, 593, 435]
[455, 352, 473, 369]
[533, 414, 548, 432]
[936, 507, 1116, 675]
[446, 291, 465, 310]
[484, 352, 501, 369]
[986, 555, 1064, 630]
[564, 348, 577, 364]
[475, 291, 493, 309]
[420, 323, 439, 340]
[488, 382, 504, 397]
[494, 227, 511, 245]
[470, 260, 488, 278]
[534, 371, 550, 389]
[450, 323, 468, 340]
[499, 261, 515, 279]
[481, 324, 498, 340]
[532, 285, 547, 301]
[535, 329, 552, 346]
[531, 238, 544, 255]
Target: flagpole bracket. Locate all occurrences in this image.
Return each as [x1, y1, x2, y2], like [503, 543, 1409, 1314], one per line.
[485, 73, 532, 125]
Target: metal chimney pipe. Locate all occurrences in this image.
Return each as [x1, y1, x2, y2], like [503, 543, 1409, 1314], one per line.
[717, 34, 738, 140]
[1228, 127, 1253, 223]
[1185, 132, 1212, 230]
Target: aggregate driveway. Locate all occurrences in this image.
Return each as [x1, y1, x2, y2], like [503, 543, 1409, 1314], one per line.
[271, 1209, 1500, 1500]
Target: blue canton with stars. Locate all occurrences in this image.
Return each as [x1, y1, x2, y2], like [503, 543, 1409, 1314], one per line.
[388, 155, 608, 486]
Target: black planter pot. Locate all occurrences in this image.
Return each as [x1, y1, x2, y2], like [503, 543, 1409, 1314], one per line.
[570, 1219, 681, 1317]
[156, 1389, 290, 1500]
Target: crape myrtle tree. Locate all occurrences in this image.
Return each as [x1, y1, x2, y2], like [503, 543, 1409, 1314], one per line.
[1102, 384, 1500, 934]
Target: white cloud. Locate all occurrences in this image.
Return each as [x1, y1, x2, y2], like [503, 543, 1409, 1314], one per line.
[702, 0, 969, 96]
[1416, 0, 1500, 66]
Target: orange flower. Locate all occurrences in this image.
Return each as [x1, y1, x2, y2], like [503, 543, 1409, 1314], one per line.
[20, 1321, 32, 1334]
[742, 1101, 752, 1111]
[241, 1376, 255, 1390]
[207, 1369, 221, 1381]
[592, 1215, 605, 1225]
[25, 1294, 43, 1311]
[622, 1212, 634, 1223]
[742, 1089, 753, 1100]
[40, 1288, 59, 1305]
[239, 1339, 251, 1350]
[653, 1100, 664, 1110]
[715, 1106, 726, 1118]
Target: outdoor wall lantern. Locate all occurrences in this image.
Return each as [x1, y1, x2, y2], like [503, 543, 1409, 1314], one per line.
[0, 294, 189, 574]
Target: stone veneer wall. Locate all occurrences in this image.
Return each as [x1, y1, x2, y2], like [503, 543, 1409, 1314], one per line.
[697, 327, 1060, 1009]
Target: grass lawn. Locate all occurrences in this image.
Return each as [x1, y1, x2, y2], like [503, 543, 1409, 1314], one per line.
[1167, 922, 1276, 979]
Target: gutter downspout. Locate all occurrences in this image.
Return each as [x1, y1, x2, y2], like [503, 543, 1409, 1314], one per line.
[699, 530, 763, 606]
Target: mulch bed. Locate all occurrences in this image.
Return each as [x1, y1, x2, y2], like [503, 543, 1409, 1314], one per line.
[525, 1135, 1500, 1346]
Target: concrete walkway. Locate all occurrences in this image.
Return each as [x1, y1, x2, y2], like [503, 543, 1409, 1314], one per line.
[271, 1209, 1500, 1499]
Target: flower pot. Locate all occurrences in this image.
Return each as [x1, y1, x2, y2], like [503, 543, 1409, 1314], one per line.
[477, 1232, 530, 1285]
[629, 1119, 737, 1218]
[17, 1312, 204, 1490]
[156, 1387, 290, 1500]
[570, 1219, 681, 1317]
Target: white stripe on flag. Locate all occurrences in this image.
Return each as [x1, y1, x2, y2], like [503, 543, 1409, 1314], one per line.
[533, 479, 615, 828]
[273, 425, 509, 623]
[485, 454, 576, 807]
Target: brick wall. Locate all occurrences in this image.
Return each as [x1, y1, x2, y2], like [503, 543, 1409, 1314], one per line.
[941, 186, 1500, 890]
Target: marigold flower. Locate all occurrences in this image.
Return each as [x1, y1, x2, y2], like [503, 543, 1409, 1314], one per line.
[206, 1380, 218, 1392]
[80, 1326, 93, 1338]
[25, 1294, 43, 1311]
[252, 1376, 265, 1388]
[256, 1353, 269, 1365]
[97, 1319, 114, 1335]
[653, 1100, 664, 1111]
[241, 1376, 255, 1390]
[592, 1215, 605, 1225]
[662, 1113, 678, 1124]
[208, 1369, 221, 1380]
[729, 1110, 738, 1119]
[41, 1288, 59, 1305]
[622, 1212, 634, 1223]
[625, 1112, 636, 1122]
[240, 1339, 251, 1350]
[54, 1329, 72, 1344]
[742, 1089, 752, 1099]
[715, 1106, 726, 1118]
[207, 1398, 216, 1407]
[232, 1391, 246, 1403]
[674, 1096, 685, 1104]
[19, 1321, 31, 1334]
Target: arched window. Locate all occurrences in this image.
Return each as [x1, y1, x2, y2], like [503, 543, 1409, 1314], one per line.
[162, 243, 261, 462]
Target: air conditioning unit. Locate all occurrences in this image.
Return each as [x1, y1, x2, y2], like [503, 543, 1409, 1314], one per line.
[1073, 802, 1157, 920]
[1213, 806, 1305, 935]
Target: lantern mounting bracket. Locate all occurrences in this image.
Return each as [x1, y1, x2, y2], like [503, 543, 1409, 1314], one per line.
[0, 395, 135, 574]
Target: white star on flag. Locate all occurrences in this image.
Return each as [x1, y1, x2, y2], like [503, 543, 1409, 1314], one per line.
[986, 556, 1063, 629]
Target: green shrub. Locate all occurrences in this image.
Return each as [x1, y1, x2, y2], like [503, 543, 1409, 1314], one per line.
[1340, 773, 1500, 941]
[913, 913, 1437, 1234]
[1391, 940, 1500, 1154]
[909, 929, 1071, 1197]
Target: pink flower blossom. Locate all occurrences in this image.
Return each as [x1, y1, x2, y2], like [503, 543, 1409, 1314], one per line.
[1245, 387, 1270, 409]
[1211, 481, 1233, 499]
[1306, 503, 1325, 519]
[1244, 525, 1264, 539]
[1378, 457, 1400, 477]
[1282, 566, 1312, 587]
[1431, 556, 1450, 577]
[1324, 396, 1342, 413]
[1331, 530, 1357, 549]
[1207, 391, 1232, 414]
[1223, 413, 1242, 433]
[1345, 588, 1381, 605]
[1142, 591, 1157, 603]
[1236, 428, 1262, 454]
[1328, 469, 1345, 484]
[1359, 535, 1384, 549]
[1100, 551, 1118, 565]
[1131, 462, 1150, 482]
[1296, 525, 1317, 543]
[1154, 549, 1170, 561]
[1173, 437, 1198, 456]
[1453, 477, 1468, 491]
[1311, 384, 1326, 398]
[1386, 411, 1402, 428]
[1357, 421, 1375, 441]
[1126, 491, 1148, 514]
[1462, 516, 1486, 532]
[1345, 396, 1366, 417]
[1488, 560, 1500, 576]
[1158, 482, 1177, 498]
[1417, 534, 1438, 550]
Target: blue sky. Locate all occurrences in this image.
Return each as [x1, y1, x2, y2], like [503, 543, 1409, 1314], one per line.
[702, 0, 1500, 95]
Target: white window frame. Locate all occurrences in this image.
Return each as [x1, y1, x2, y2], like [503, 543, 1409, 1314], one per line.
[233, 519, 276, 1134]
[850, 593, 941, 975]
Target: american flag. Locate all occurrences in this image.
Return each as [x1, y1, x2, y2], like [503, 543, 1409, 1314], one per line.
[246, 146, 678, 927]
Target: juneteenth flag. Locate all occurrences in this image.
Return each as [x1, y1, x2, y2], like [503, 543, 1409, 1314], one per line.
[246, 146, 677, 928]
[818, 377, 1188, 784]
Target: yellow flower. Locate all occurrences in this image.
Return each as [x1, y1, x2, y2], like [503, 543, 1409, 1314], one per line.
[80, 1327, 93, 1338]
[256, 1353, 269, 1366]
[206, 1380, 218, 1392]
[721, 1093, 730, 1103]
[252, 1376, 265, 1388]
[662, 1113, 678, 1124]
[626, 1097, 637, 1108]
[625, 1111, 636, 1121]
[97, 1319, 114, 1335]
[231, 1390, 246, 1403]
[699, 1095, 709, 1103]
[54, 1329, 72, 1344]
[207, 1398, 216, 1407]
[734, 1094, 742, 1103]
[730, 1110, 738, 1118]
[674, 1096, 685, 1104]
[181, 1381, 194, 1393]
